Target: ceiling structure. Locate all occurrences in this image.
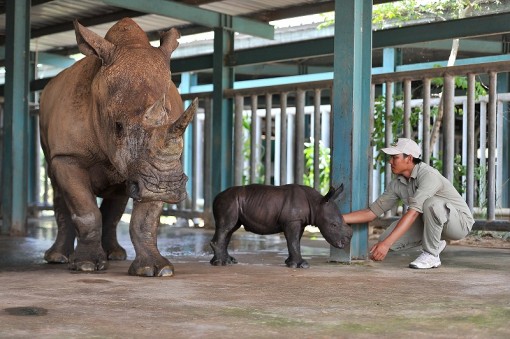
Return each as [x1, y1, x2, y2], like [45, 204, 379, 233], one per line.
[1, 0, 510, 85]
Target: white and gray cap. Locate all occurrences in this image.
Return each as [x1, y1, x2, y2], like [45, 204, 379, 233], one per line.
[381, 138, 421, 159]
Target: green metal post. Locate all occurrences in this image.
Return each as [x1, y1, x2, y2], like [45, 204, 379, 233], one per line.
[2, 0, 30, 235]
[330, 0, 372, 262]
[211, 25, 234, 198]
[180, 72, 197, 205]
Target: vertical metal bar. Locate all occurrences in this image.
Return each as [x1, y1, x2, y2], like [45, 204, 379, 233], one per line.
[496, 100, 503, 211]
[479, 101, 487, 209]
[191, 102, 199, 211]
[264, 94, 272, 185]
[234, 95, 244, 186]
[369, 84, 376, 203]
[384, 81, 393, 189]
[212, 27, 234, 197]
[32, 111, 41, 212]
[330, 0, 371, 262]
[461, 99, 468, 199]
[403, 79, 411, 138]
[203, 97, 213, 214]
[422, 78, 431, 164]
[313, 89, 321, 191]
[2, 0, 30, 235]
[295, 89, 305, 185]
[250, 95, 258, 183]
[442, 74, 455, 183]
[466, 74, 475, 211]
[487, 72, 497, 220]
[280, 92, 288, 185]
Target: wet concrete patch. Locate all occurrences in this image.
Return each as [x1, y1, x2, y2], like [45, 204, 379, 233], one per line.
[75, 278, 112, 284]
[4, 307, 48, 316]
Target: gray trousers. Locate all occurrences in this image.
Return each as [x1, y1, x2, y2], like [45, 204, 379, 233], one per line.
[379, 197, 472, 256]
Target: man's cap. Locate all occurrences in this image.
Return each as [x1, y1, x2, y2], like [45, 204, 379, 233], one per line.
[381, 138, 421, 159]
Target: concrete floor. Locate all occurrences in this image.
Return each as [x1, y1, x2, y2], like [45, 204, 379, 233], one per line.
[1, 218, 509, 338]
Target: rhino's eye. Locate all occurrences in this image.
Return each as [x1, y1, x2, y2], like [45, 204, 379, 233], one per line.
[115, 122, 124, 137]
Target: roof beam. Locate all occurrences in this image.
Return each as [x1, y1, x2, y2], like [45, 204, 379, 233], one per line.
[102, 0, 274, 39]
[374, 12, 510, 48]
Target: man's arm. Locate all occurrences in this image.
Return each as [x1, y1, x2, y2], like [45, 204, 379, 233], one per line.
[343, 208, 377, 224]
[369, 208, 421, 261]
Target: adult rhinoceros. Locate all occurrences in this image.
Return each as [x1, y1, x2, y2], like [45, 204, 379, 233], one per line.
[39, 18, 197, 277]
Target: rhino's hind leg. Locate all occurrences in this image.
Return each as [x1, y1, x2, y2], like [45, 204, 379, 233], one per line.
[100, 192, 129, 261]
[285, 257, 310, 269]
[209, 224, 241, 266]
[45, 186, 76, 264]
[210, 241, 238, 266]
[129, 201, 174, 277]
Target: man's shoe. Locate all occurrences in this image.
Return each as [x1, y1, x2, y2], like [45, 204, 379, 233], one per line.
[409, 251, 441, 269]
[408, 240, 447, 269]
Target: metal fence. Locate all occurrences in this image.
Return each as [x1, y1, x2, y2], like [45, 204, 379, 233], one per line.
[2, 61, 509, 228]
[372, 61, 510, 221]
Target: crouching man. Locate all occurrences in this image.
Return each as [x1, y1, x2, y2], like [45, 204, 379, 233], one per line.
[343, 138, 474, 269]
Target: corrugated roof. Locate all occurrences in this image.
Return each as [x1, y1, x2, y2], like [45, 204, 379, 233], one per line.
[0, 0, 337, 54]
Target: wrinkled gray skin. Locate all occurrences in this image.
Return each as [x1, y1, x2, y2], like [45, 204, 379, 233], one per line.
[210, 184, 353, 268]
[39, 18, 197, 277]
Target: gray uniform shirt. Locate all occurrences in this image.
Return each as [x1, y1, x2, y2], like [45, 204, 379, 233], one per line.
[369, 162, 474, 228]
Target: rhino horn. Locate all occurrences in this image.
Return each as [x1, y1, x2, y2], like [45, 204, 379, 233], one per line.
[74, 20, 115, 66]
[323, 183, 344, 202]
[159, 28, 181, 63]
[168, 98, 198, 137]
[143, 95, 168, 128]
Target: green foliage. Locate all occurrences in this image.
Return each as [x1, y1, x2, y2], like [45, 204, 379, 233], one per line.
[242, 113, 331, 192]
[372, 0, 462, 28]
[371, 94, 421, 169]
[242, 113, 265, 185]
[303, 139, 331, 195]
[430, 154, 466, 194]
[320, 0, 500, 30]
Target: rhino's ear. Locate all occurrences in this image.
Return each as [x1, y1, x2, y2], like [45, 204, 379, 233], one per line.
[168, 98, 198, 137]
[323, 184, 344, 203]
[74, 20, 115, 65]
[159, 28, 180, 63]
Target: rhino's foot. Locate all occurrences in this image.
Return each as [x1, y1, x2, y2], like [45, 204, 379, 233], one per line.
[68, 260, 108, 272]
[104, 245, 127, 261]
[68, 245, 108, 272]
[44, 249, 70, 264]
[210, 255, 238, 266]
[285, 258, 310, 269]
[128, 256, 174, 277]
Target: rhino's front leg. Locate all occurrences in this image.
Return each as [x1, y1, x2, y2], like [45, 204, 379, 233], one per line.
[51, 159, 107, 272]
[128, 200, 174, 277]
[283, 224, 309, 269]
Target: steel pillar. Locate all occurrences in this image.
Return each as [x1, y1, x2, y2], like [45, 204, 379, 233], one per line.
[2, 0, 30, 235]
[330, 0, 372, 262]
[211, 26, 234, 198]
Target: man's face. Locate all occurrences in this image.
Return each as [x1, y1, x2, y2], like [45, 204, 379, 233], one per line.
[388, 153, 413, 175]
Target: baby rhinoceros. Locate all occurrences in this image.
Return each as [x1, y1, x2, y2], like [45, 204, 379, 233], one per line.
[210, 184, 352, 268]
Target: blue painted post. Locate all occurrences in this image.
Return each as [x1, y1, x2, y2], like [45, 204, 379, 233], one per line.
[212, 26, 234, 198]
[2, 0, 30, 235]
[498, 73, 509, 208]
[179, 72, 197, 204]
[330, 0, 372, 262]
